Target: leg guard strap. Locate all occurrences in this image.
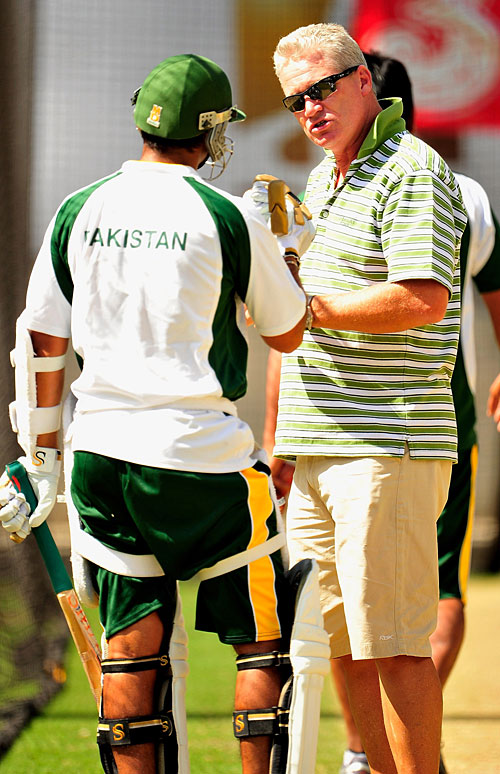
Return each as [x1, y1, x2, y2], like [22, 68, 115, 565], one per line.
[235, 651, 290, 671]
[97, 713, 174, 747]
[101, 654, 172, 675]
[233, 708, 278, 738]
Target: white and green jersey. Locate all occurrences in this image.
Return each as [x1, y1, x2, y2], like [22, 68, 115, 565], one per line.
[452, 173, 500, 451]
[24, 161, 305, 473]
[275, 99, 467, 462]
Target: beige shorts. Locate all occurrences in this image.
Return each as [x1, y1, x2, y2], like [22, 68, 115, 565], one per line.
[286, 449, 452, 660]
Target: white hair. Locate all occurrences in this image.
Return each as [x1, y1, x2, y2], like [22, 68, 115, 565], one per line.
[273, 23, 367, 83]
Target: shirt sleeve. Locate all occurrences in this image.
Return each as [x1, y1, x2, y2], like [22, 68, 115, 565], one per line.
[382, 170, 464, 293]
[23, 215, 72, 337]
[238, 203, 306, 338]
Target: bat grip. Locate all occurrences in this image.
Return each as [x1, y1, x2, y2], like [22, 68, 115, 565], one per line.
[6, 460, 73, 594]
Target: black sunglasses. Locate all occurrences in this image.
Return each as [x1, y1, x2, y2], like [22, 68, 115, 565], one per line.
[282, 65, 360, 113]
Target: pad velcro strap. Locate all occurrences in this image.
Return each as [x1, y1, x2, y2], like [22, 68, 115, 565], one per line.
[235, 650, 290, 671]
[233, 708, 277, 738]
[33, 354, 66, 372]
[97, 713, 175, 747]
[27, 404, 62, 434]
[101, 654, 171, 675]
[10, 350, 66, 372]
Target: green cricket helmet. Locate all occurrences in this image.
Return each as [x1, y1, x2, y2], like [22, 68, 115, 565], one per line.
[133, 54, 246, 177]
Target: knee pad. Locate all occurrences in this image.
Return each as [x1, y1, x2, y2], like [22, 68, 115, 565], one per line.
[232, 559, 330, 774]
[97, 590, 189, 774]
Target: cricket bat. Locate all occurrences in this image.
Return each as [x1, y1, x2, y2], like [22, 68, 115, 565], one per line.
[6, 460, 102, 706]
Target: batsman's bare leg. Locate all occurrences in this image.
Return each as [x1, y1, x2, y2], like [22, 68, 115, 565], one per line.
[104, 611, 164, 774]
[338, 654, 396, 774]
[234, 639, 282, 774]
[430, 597, 465, 686]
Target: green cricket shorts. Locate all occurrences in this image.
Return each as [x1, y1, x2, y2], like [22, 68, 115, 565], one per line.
[437, 445, 477, 603]
[71, 451, 287, 643]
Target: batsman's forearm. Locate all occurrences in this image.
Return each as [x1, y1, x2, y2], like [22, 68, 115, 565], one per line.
[29, 330, 69, 448]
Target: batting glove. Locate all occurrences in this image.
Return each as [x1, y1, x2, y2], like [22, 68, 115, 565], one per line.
[0, 471, 31, 540]
[0, 448, 61, 541]
[243, 174, 316, 257]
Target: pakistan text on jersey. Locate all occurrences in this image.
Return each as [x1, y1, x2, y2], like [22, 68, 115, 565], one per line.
[84, 228, 187, 250]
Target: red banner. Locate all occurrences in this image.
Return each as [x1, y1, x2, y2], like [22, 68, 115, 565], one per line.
[351, 0, 500, 131]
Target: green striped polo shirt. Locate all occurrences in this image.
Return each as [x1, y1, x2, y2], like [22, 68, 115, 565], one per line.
[275, 99, 467, 461]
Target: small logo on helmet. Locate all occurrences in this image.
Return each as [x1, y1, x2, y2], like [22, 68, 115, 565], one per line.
[147, 104, 162, 128]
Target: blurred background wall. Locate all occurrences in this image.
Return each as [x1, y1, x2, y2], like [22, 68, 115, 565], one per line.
[2, 0, 500, 565]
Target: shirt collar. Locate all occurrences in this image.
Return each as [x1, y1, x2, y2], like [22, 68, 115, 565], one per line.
[358, 97, 406, 158]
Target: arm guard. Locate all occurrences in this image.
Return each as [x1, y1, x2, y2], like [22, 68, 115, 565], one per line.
[9, 313, 65, 457]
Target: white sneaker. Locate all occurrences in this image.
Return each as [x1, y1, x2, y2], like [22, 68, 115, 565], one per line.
[339, 749, 370, 774]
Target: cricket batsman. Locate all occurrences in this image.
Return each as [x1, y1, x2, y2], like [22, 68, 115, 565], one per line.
[0, 54, 329, 774]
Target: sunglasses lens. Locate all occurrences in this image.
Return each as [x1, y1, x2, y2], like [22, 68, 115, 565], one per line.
[315, 81, 336, 100]
[284, 95, 304, 112]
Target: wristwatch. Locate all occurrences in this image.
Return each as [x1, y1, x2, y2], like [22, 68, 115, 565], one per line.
[305, 295, 315, 330]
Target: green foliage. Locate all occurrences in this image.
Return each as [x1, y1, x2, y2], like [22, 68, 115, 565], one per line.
[0, 580, 344, 772]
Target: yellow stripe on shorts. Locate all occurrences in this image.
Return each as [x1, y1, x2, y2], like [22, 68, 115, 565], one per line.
[240, 466, 281, 641]
[458, 444, 478, 605]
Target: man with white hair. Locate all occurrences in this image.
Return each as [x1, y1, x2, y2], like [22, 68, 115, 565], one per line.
[268, 22, 467, 774]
